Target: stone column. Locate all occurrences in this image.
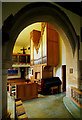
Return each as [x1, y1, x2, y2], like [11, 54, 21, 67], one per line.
[0, 62, 2, 119]
[78, 60, 82, 90]
[2, 61, 12, 119]
[78, 60, 82, 119]
[0, 38, 2, 119]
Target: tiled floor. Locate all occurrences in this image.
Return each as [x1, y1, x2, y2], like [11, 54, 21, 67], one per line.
[7, 92, 75, 119]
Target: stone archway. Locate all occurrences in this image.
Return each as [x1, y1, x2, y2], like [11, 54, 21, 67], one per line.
[2, 2, 79, 118]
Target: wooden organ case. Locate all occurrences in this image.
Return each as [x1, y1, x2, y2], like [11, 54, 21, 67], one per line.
[30, 22, 59, 92]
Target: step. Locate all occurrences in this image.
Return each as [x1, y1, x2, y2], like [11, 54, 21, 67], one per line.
[63, 96, 82, 119]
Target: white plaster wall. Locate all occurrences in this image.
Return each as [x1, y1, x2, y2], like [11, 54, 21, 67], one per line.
[62, 40, 66, 65]
[55, 35, 62, 80]
[56, 67, 62, 81]
[13, 45, 30, 54]
[55, 33, 78, 97]
[55, 36, 66, 80]
[28, 67, 33, 79]
[43, 25, 47, 57]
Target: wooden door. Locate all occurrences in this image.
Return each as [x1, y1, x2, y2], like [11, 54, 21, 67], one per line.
[62, 65, 66, 92]
[20, 67, 25, 79]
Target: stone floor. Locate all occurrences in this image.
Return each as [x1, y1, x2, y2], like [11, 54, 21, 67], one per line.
[7, 92, 75, 119]
[23, 93, 74, 119]
[63, 97, 81, 119]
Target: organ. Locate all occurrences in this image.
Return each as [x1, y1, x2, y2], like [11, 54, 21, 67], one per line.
[30, 22, 59, 66]
[30, 22, 59, 93]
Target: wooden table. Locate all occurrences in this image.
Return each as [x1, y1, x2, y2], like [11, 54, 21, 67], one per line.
[50, 86, 58, 95]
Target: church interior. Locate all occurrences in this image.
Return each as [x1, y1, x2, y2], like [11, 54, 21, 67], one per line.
[1, 2, 82, 119]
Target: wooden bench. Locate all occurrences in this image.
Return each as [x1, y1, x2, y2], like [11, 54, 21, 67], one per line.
[50, 86, 58, 95]
[15, 98, 28, 119]
[9, 82, 27, 96]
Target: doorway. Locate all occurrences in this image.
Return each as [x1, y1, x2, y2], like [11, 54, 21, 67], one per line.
[20, 67, 25, 79]
[62, 65, 66, 92]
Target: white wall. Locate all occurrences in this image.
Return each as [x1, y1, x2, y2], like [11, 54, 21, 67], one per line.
[28, 67, 33, 79]
[53, 34, 66, 92]
[62, 39, 66, 65]
[55, 35, 62, 80]
[13, 45, 30, 54]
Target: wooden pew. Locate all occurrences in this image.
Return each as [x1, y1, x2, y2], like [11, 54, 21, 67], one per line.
[7, 78, 26, 84]
[16, 83, 38, 101]
[15, 98, 28, 119]
[9, 82, 27, 96]
[7, 78, 26, 93]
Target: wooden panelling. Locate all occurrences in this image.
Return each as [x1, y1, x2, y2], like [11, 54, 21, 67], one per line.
[7, 78, 26, 83]
[8, 73, 18, 76]
[12, 54, 30, 64]
[47, 41, 53, 66]
[25, 84, 32, 97]
[47, 23, 59, 66]
[47, 29, 58, 42]
[33, 65, 53, 92]
[52, 42, 58, 66]
[16, 83, 38, 101]
[16, 85, 25, 99]
[42, 71, 53, 79]
[47, 23, 55, 31]
[31, 30, 41, 43]
[42, 66, 53, 78]
[47, 41, 59, 66]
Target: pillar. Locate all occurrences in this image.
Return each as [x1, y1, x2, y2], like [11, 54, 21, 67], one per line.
[2, 61, 12, 119]
[78, 60, 82, 90]
[0, 62, 2, 119]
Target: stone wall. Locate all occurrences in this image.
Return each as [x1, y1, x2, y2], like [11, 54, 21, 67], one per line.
[66, 42, 78, 97]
